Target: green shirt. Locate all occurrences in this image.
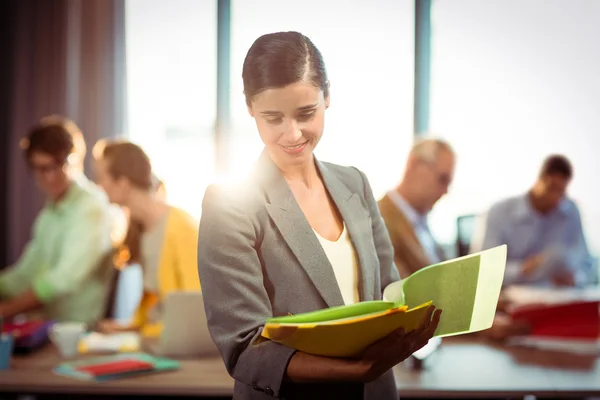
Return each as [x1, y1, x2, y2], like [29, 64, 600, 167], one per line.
[0, 175, 115, 326]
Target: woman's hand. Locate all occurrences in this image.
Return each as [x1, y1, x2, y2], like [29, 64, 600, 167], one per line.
[358, 305, 442, 382]
[96, 319, 128, 334]
[285, 306, 442, 384]
[481, 313, 531, 341]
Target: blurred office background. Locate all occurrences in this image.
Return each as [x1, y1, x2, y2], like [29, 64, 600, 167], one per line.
[1, 0, 599, 267]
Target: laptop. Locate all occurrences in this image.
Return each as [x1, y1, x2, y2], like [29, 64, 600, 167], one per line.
[145, 291, 220, 358]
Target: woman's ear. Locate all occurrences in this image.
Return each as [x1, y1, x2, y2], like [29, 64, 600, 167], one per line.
[325, 81, 331, 109]
[116, 176, 130, 193]
[247, 104, 254, 117]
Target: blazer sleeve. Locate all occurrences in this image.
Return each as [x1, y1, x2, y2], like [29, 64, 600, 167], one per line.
[355, 169, 401, 293]
[197, 184, 296, 398]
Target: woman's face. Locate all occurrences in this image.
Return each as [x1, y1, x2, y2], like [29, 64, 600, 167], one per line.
[248, 82, 329, 170]
[94, 158, 129, 205]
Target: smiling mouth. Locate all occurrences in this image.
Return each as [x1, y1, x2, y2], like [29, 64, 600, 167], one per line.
[281, 141, 308, 154]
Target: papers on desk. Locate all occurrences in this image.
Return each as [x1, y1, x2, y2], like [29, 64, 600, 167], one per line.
[78, 332, 141, 354]
[261, 245, 507, 357]
[503, 285, 600, 307]
[507, 336, 600, 355]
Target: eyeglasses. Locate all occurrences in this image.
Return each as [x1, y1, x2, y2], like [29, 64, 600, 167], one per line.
[422, 161, 452, 187]
[29, 162, 63, 176]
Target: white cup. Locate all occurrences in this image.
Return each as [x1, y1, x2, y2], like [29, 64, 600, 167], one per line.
[49, 322, 87, 358]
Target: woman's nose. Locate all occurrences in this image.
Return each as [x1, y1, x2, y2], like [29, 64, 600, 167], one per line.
[282, 119, 303, 142]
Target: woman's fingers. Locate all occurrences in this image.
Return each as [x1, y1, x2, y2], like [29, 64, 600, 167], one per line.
[424, 309, 442, 337]
[380, 307, 443, 363]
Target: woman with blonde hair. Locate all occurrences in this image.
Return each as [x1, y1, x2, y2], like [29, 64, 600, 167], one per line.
[93, 139, 200, 337]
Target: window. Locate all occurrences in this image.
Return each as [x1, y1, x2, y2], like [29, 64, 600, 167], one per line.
[125, 0, 217, 219]
[428, 0, 600, 256]
[227, 0, 415, 198]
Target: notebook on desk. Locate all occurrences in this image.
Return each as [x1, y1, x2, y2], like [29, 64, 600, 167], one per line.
[54, 352, 180, 382]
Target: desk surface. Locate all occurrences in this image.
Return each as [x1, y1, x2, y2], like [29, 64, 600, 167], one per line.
[0, 345, 234, 397]
[394, 338, 600, 398]
[1, 338, 599, 398]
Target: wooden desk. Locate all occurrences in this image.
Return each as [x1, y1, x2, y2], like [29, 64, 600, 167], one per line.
[0, 345, 234, 398]
[1, 339, 599, 399]
[394, 337, 600, 398]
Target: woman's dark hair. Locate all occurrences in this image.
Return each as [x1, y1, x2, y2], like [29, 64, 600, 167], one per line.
[94, 140, 153, 191]
[21, 115, 86, 166]
[242, 31, 329, 106]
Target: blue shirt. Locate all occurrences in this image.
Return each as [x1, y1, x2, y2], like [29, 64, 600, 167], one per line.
[470, 193, 593, 287]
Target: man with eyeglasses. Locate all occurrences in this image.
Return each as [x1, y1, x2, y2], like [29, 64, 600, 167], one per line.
[377, 138, 455, 361]
[378, 138, 455, 279]
[0, 116, 115, 326]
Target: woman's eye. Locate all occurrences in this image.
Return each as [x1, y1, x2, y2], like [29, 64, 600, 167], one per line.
[266, 118, 283, 124]
[297, 113, 315, 121]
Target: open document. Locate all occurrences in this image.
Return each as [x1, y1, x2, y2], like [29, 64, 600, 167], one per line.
[261, 245, 507, 357]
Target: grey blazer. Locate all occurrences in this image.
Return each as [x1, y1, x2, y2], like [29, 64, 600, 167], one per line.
[197, 152, 401, 400]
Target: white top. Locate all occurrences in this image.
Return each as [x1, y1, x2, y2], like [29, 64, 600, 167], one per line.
[313, 224, 360, 305]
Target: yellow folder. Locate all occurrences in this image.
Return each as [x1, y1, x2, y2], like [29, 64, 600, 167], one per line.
[262, 302, 432, 357]
[261, 245, 507, 357]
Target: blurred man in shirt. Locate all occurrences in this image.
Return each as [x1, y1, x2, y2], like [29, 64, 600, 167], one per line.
[470, 155, 594, 288]
[378, 138, 455, 278]
[0, 116, 115, 325]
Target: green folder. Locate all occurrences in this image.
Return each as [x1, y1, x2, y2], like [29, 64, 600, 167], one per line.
[267, 301, 398, 324]
[262, 245, 507, 356]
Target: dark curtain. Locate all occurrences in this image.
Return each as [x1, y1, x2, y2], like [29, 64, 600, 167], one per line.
[0, 0, 126, 267]
[0, 1, 17, 269]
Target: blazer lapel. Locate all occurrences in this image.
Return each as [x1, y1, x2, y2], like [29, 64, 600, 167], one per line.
[316, 160, 374, 302]
[259, 153, 345, 308]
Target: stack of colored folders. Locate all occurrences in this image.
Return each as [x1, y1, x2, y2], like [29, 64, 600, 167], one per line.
[504, 285, 600, 354]
[263, 301, 432, 357]
[262, 245, 508, 357]
[54, 353, 180, 382]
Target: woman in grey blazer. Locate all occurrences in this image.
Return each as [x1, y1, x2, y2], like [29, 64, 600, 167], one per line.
[197, 31, 441, 400]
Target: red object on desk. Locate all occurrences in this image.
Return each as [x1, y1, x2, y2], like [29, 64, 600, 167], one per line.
[511, 300, 600, 339]
[76, 359, 154, 377]
[2, 320, 47, 338]
[1, 320, 54, 352]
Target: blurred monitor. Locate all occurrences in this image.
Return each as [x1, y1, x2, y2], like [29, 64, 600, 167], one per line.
[456, 214, 477, 257]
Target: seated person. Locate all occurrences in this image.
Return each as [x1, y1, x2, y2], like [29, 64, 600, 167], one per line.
[378, 138, 455, 277]
[0, 116, 115, 326]
[471, 155, 593, 287]
[93, 139, 200, 337]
